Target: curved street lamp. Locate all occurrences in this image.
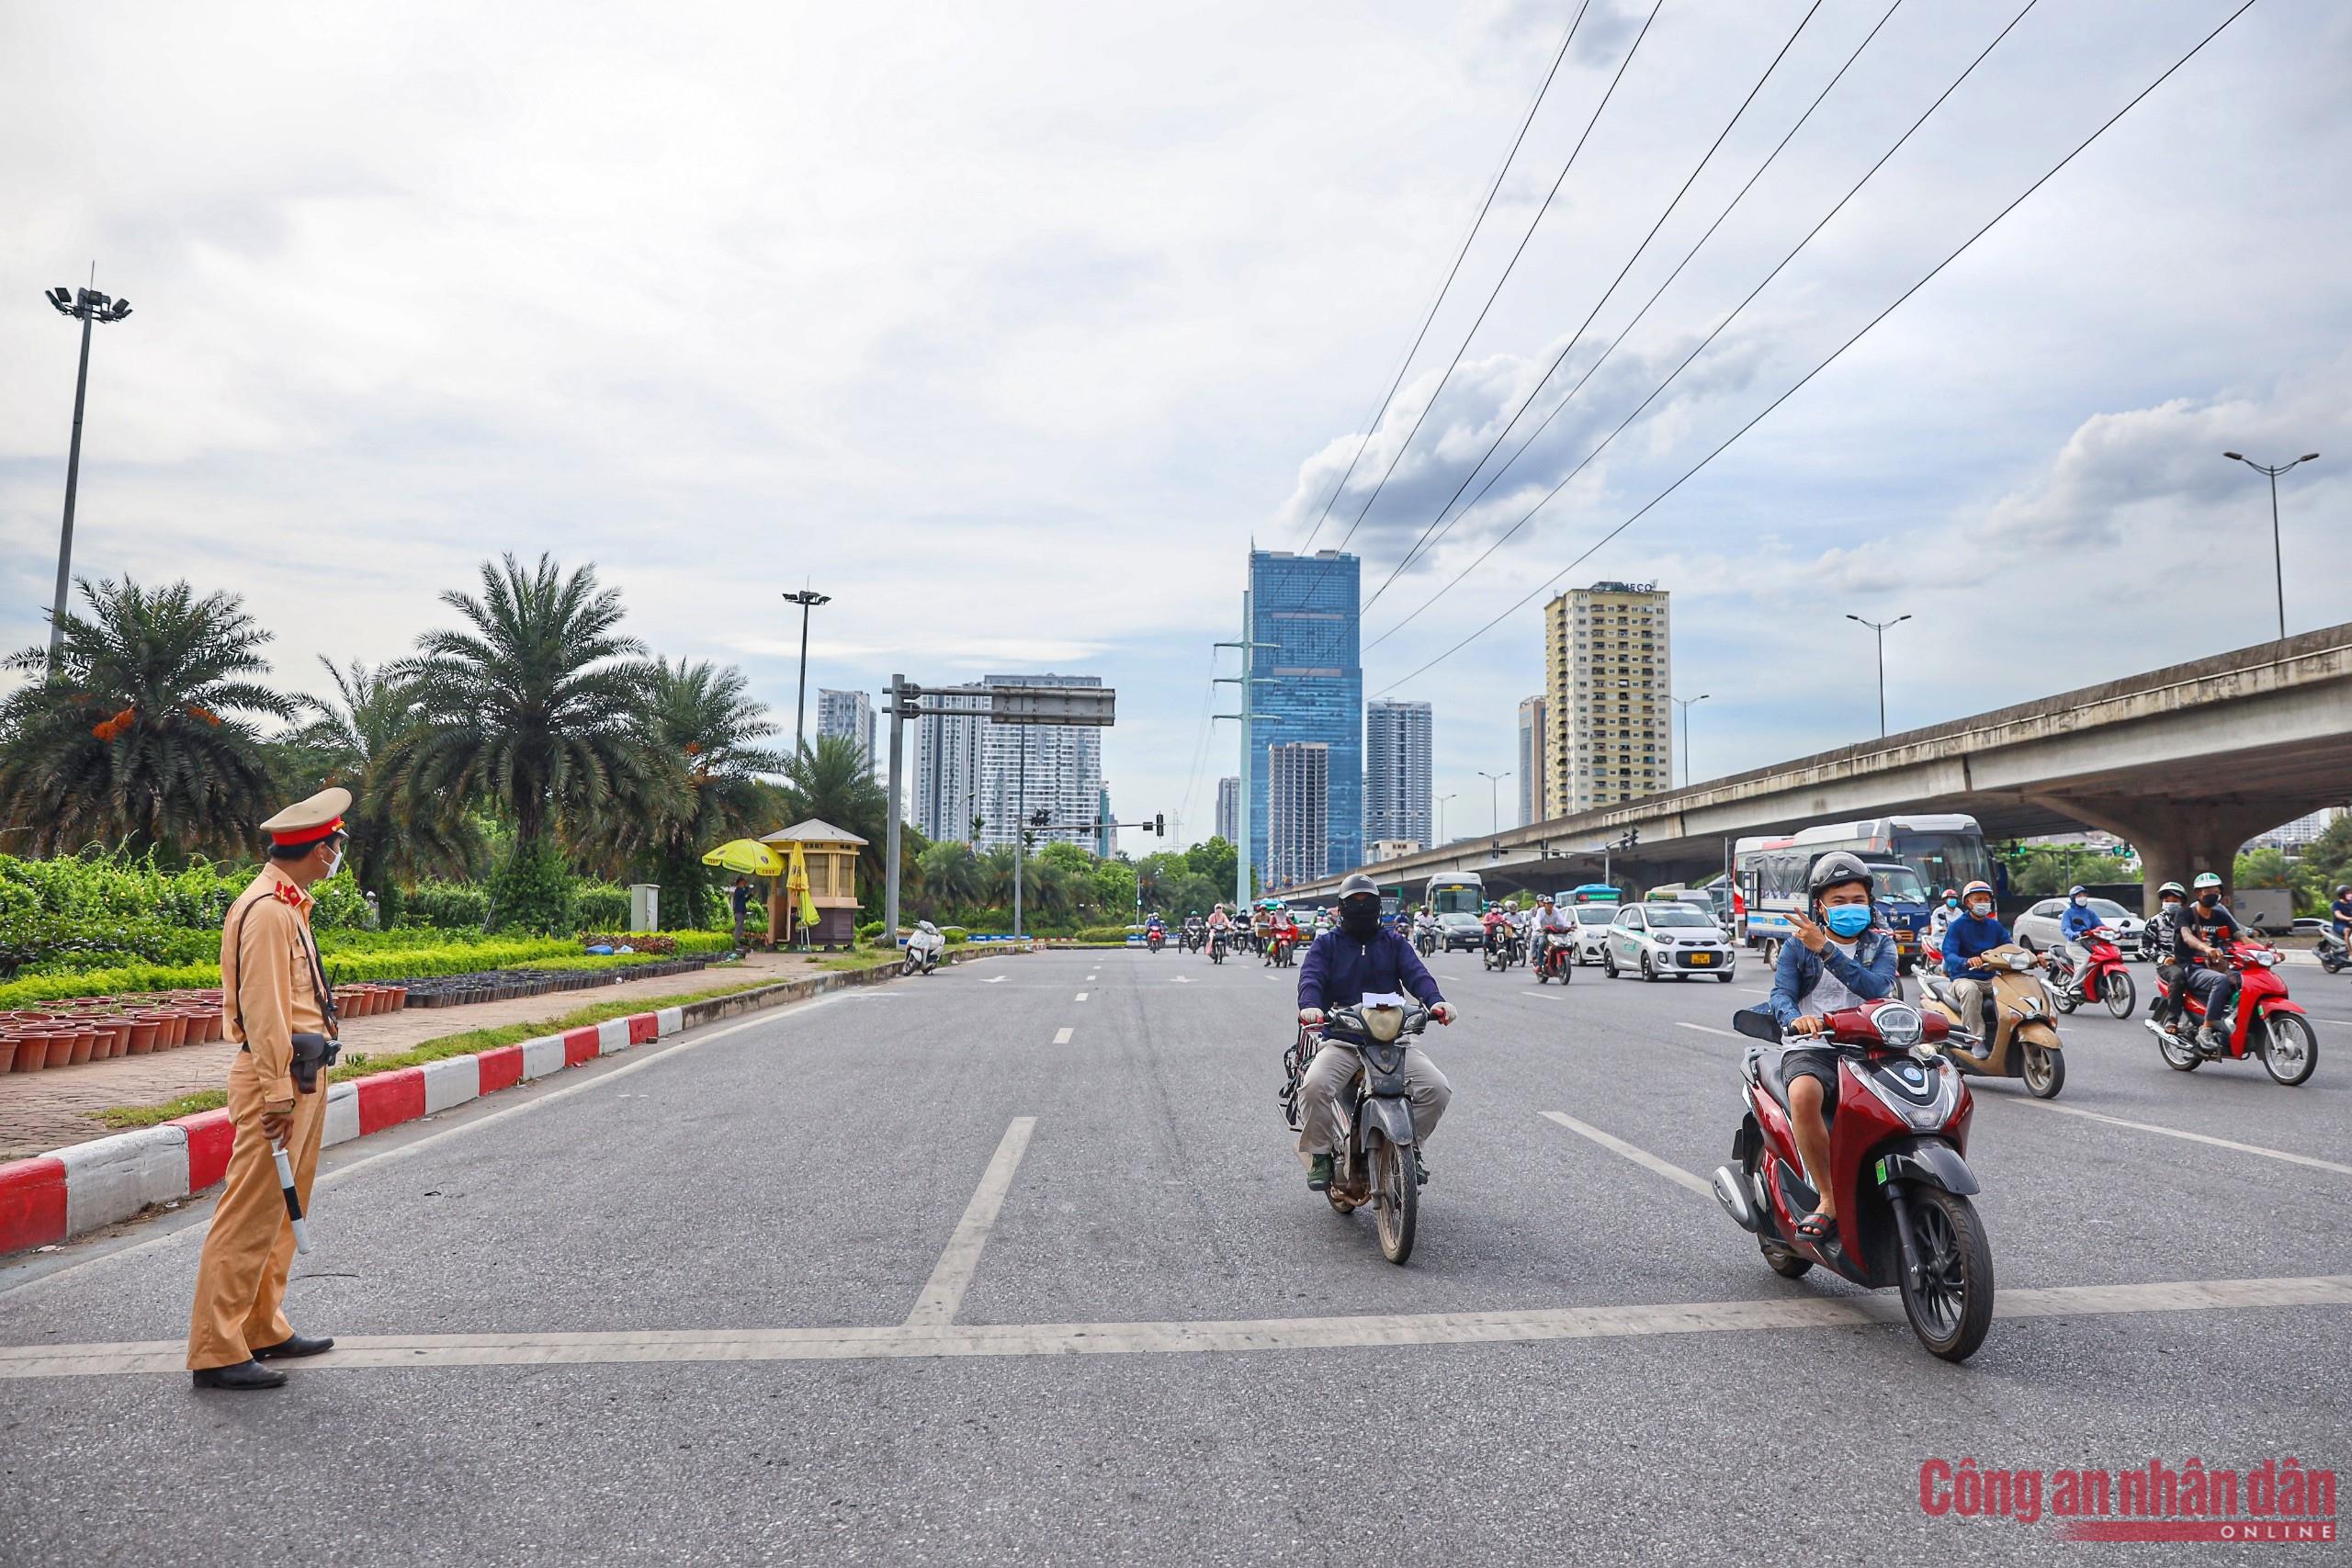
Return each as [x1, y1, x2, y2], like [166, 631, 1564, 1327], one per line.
[2222, 451, 2320, 640]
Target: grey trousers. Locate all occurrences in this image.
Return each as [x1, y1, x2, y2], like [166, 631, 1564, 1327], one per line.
[1295, 1040, 1453, 1165]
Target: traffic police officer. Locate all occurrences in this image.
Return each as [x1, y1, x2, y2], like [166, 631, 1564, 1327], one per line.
[186, 787, 349, 1390]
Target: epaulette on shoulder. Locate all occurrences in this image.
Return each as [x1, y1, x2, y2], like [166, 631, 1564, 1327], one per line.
[274, 881, 306, 908]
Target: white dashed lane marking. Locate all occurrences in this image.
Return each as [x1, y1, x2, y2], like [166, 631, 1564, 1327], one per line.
[1053, 1027, 1073, 1044]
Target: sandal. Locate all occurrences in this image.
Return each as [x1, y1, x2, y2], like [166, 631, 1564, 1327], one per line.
[1796, 1211, 1837, 1241]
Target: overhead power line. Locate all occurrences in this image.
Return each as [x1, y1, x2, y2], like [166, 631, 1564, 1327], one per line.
[1373, 0, 2261, 697]
[1296, 4, 1589, 555]
[1363, 0, 1902, 623]
[1314, 0, 1668, 569]
[1370, 0, 2041, 652]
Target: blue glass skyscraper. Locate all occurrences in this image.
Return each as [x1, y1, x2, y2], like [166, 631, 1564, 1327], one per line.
[1247, 548, 1362, 884]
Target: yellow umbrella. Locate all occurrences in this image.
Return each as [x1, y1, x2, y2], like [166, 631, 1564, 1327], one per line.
[703, 839, 786, 877]
[786, 840, 820, 931]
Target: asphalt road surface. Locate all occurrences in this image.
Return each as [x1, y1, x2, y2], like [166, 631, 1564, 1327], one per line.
[4, 944, 2347, 1565]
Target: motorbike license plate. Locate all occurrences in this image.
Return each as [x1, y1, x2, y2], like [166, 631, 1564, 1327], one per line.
[1689, 952, 1713, 965]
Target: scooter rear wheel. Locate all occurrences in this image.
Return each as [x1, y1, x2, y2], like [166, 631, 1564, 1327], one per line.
[1897, 1188, 1995, 1363]
[1760, 1239, 1813, 1278]
[2157, 1028, 2202, 1072]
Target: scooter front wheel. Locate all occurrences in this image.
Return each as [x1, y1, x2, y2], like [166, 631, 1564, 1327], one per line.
[1897, 1189, 1995, 1363]
[2260, 1013, 2318, 1087]
[2102, 971, 2136, 1019]
[2022, 1044, 2064, 1099]
[1371, 1135, 1418, 1265]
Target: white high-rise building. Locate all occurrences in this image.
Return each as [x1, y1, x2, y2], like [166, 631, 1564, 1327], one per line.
[1215, 776, 1240, 847]
[913, 684, 990, 843]
[2249, 807, 2345, 851]
[1545, 582, 1671, 815]
[816, 689, 876, 773]
[1365, 700, 1432, 847]
[1267, 742, 1330, 889]
[1517, 694, 1548, 829]
[973, 673, 1105, 852]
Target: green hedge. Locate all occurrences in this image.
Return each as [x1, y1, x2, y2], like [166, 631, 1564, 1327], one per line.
[1069, 925, 1139, 943]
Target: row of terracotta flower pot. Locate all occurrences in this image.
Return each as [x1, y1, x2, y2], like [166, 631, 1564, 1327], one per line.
[0, 996, 227, 1074]
[330, 983, 409, 1018]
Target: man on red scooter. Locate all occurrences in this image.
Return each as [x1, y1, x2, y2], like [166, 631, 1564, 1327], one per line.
[2177, 872, 2244, 1049]
[1766, 852, 1899, 1243]
[2143, 881, 2188, 1027]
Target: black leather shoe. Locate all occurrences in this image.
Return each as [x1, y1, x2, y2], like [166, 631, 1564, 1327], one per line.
[192, 1359, 288, 1391]
[252, 1333, 334, 1360]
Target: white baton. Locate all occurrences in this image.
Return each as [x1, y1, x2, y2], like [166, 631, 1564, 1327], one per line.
[272, 1144, 311, 1255]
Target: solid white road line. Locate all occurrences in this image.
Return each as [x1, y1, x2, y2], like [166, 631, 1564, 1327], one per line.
[10, 1275, 2345, 1379]
[1053, 1027, 1073, 1045]
[1677, 1022, 1742, 1041]
[905, 1117, 1037, 1327]
[2013, 1100, 2352, 1178]
[1541, 1111, 1714, 1198]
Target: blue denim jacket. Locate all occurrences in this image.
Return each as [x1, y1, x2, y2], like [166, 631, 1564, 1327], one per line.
[1768, 927, 1899, 1027]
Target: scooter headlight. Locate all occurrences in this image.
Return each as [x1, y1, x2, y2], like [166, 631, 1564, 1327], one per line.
[1874, 1003, 1924, 1049]
[1363, 1005, 1404, 1043]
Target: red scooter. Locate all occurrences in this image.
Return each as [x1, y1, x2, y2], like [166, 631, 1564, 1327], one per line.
[2046, 927, 2135, 1018]
[1713, 999, 1994, 1362]
[2147, 941, 2318, 1086]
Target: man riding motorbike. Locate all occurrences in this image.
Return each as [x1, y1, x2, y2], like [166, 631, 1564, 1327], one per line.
[1766, 852, 1900, 1241]
[1941, 878, 2041, 1031]
[1294, 874, 1456, 1191]
[1480, 902, 1511, 961]
[2058, 885, 2105, 973]
[2331, 884, 2352, 948]
[2144, 881, 2188, 1026]
[1264, 902, 1300, 965]
[2177, 872, 2244, 1049]
[1531, 892, 1573, 977]
[1926, 887, 1962, 952]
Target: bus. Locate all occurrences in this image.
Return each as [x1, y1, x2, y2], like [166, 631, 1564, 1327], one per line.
[1735, 814, 1995, 970]
[1421, 872, 1486, 917]
[1560, 883, 1622, 908]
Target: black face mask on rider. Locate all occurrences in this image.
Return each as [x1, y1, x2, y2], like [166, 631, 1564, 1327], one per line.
[1340, 899, 1381, 939]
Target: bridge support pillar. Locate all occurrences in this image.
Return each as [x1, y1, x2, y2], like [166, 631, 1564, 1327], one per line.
[2031, 794, 2299, 913]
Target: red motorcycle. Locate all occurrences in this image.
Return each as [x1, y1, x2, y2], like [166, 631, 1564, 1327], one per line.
[1532, 930, 1574, 985]
[2147, 941, 2318, 1086]
[1713, 998, 1994, 1361]
[2046, 927, 2136, 1019]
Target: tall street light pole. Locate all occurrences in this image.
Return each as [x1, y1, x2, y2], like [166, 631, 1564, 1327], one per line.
[782, 589, 831, 760]
[1670, 693, 1709, 790]
[43, 279, 134, 672]
[1845, 614, 1910, 739]
[2222, 451, 2320, 640]
[1436, 793, 1456, 846]
[1477, 771, 1510, 836]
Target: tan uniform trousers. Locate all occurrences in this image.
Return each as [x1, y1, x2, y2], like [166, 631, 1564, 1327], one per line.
[1294, 1041, 1452, 1168]
[186, 1053, 330, 1370]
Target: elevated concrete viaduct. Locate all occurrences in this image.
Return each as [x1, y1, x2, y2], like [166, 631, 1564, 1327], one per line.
[1295, 623, 2352, 912]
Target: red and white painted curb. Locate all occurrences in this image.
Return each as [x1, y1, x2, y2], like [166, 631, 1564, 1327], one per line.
[0, 1006, 685, 1256]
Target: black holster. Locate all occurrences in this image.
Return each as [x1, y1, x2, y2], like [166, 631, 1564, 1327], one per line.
[289, 1032, 340, 1095]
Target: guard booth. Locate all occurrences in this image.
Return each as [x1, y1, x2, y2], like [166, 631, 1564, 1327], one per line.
[760, 819, 867, 949]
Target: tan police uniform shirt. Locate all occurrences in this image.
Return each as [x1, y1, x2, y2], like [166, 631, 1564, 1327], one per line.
[220, 863, 331, 1111]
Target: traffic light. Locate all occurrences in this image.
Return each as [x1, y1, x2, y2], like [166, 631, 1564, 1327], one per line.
[1153, 813, 1166, 836]
[1029, 808, 1051, 829]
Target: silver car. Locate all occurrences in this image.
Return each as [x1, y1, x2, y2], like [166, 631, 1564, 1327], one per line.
[1602, 901, 1738, 982]
[2012, 897, 2143, 955]
[1566, 905, 1617, 966]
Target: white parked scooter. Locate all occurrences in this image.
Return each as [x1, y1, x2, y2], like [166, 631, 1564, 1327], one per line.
[903, 919, 945, 976]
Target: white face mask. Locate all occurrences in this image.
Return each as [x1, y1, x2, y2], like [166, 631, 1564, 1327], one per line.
[1967, 900, 1992, 918]
[323, 847, 344, 880]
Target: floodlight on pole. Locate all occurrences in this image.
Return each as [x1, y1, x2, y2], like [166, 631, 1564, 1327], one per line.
[782, 589, 831, 759]
[42, 274, 136, 671]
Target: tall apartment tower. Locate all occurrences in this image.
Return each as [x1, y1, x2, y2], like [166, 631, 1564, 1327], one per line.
[1266, 742, 1331, 889]
[1517, 694, 1548, 829]
[1247, 549, 1363, 884]
[912, 684, 990, 842]
[1544, 582, 1671, 815]
[912, 674, 1106, 848]
[1215, 776, 1240, 846]
[816, 688, 876, 773]
[1364, 700, 1432, 847]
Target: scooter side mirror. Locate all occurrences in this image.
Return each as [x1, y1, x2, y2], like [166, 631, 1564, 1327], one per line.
[1732, 1008, 1781, 1043]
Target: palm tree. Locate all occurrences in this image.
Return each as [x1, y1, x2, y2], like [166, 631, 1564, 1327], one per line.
[595, 659, 784, 927]
[781, 734, 889, 890]
[917, 839, 981, 911]
[0, 577, 297, 861]
[283, 658, 479, 915]
[386, 554, 652, 852]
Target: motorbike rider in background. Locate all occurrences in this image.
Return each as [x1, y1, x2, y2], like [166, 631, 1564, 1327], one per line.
[1481, 901, 1511, 961]
[1766, 852, 1899, 1241]
[1939, 879, 2037, 1034]
[2058, 885, 2104, 974]
[1206, 903, 1235, 958]
[2144, 881, 2188, 1027]
[1927, 888, 1962, 953]
[1294, 874, 1456, 1191]
[2331, 884, 2352, 947]
[2177, 872, 2244, 1048]
[1531, 892, 1573, 976]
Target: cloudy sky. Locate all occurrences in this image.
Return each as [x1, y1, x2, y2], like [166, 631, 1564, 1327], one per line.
[4, 0, 2346, 855]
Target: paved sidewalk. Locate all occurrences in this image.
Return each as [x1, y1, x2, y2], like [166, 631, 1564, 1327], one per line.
[0, 951, 832, 1160]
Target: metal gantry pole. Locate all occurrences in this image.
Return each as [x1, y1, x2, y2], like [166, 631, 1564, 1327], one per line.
[885, 674, 907, 951]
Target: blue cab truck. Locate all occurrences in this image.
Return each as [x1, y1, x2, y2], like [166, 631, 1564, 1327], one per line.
[1864, 861, 1934, 975]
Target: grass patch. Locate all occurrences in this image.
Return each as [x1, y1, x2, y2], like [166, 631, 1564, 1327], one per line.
[84, 976, 774, 1130]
